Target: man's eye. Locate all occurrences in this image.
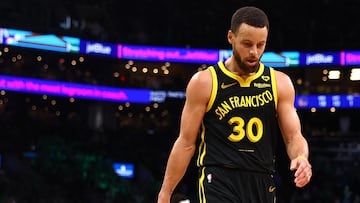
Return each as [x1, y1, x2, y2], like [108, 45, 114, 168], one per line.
[244, 43, 252, 47]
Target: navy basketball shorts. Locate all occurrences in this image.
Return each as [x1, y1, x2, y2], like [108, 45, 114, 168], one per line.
[197, 166, 276, 203]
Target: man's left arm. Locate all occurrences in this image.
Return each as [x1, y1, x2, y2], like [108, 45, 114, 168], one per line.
[275, 70, 312, 187]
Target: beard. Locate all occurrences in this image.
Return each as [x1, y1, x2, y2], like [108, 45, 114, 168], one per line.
[233, 49, 260, 74]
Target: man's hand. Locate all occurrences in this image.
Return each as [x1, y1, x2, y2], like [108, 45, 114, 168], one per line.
[290, 156, 312, 187]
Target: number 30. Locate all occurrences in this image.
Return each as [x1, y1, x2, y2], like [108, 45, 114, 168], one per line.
[227, 117, 263, 142]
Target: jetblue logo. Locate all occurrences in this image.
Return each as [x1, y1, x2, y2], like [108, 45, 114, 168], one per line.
[306, 53, 334, 65]
[86, 43, 112, 55]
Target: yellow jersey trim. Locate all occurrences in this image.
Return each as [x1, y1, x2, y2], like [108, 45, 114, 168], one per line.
[218, 61, 265, 87]
[197, 123, 206, 166]
[198, 167, 206, 203]
[269, 67, 278, 110]
[206, 66, 217, 112]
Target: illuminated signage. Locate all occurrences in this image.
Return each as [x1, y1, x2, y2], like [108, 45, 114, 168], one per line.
[219, 49, 300, 67]
[300, 52, 340, 66]
[80, 40, 117, 57]
[0, 75, 150, 103]
[342, 51, 360, 66]
[1, 28, 80, 53]
[261, 51, 299, 67]
[113, 163, 134, 178]
[5, 27, 360, 67]
[118, 44, 219, 63]
[0, 74, 359, 108]
[295, 94, 360, 108]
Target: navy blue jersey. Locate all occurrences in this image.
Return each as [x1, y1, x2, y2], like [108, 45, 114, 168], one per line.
[196, 61, 278, 174]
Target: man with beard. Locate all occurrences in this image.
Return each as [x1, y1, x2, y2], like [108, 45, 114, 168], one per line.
[158, 6, 312, 203]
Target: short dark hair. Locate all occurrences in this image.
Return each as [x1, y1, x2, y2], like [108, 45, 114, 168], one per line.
[230, 6, 269, 34]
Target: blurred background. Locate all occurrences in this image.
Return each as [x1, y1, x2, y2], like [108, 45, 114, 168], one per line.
[0, 0, 360, 202]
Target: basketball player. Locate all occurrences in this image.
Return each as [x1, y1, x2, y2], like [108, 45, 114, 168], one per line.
[158, 6, 312, 203]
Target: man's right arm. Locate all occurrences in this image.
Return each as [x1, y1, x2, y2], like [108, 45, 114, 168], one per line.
[157, 69, 212, 203]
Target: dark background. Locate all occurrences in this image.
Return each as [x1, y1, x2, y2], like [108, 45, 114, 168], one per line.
[1, 0, 360, 51]
[0, 0, 360, 202]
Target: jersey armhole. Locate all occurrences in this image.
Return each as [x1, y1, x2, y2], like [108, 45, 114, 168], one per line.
[206, 66, 218, 112]
[269, 67, 278, 110]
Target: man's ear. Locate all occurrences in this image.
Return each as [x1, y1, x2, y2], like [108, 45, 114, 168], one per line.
[227, 30, 234, 44]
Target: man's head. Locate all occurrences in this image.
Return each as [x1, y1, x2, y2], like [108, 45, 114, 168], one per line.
[227, 6, 269, 74]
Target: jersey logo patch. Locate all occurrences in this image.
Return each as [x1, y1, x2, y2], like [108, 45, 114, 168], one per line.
[221, 82, 237, 89]
[253, 83, 271, 88]
[261, 75, 270, 82]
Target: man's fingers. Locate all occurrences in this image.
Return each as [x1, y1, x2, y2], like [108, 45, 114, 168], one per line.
[290, 157, 312, 187]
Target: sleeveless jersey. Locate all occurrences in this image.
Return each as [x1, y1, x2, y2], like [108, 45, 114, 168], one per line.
[196, 61, 278, 174]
